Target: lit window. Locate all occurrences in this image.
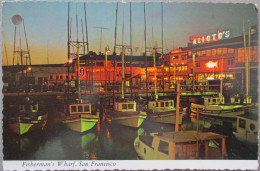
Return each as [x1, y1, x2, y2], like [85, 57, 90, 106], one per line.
[228, 48, 234, 54]
[217, 48, 222, 54]
[223, 48, 227, 54]
[196, 62, 200, 68]
[206, 50, 211, 56]
[212, 49, 217, 56]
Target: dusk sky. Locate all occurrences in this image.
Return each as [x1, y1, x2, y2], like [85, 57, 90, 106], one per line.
[1, 1, 258, 65]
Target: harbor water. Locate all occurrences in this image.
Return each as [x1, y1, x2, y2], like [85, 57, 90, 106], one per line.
[3, 95, 257, 160]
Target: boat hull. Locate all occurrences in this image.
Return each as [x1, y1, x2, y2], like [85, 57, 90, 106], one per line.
[8, 119, 47, 136]
[148, 111, 183, 124]
[62, 115, 99, 133]
[191, 103, 256, 119]
[105, 111, 147, 128]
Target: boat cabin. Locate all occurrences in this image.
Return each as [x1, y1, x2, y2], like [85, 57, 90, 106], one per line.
[19, 104, 38, 113]
[135, 131, 227, 160]
[148, 100, 175, 112]
[230, 95, 252, 104]
[233, 113, 258, 145]
[114, 101, 136, 112]
[203, 96, 225, 105]
[69, 103, 91, 115]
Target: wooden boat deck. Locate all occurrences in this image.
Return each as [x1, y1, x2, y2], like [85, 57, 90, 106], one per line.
[151, 131, 226, 143]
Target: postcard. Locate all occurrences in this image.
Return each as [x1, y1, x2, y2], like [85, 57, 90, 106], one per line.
[1, 0, 259, 170]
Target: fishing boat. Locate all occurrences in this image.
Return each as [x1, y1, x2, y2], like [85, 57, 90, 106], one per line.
[134, 130, 227, 160]
[8, 97, 48, 135]
[104, 5, 147, 128]
[62, 4, 99, 133]
[233, 112, 258, 145]
[147, 99, 186, 124]
[134, 83, 227, 160]
[61, 102, 99, 133]
[190, 95, 256, 119]
[104, 101, 147, 128]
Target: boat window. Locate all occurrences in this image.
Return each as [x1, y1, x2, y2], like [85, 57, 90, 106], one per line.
[213, 99, 216, 103]
[156, 102, 158, 107]
[208, 99, 210, 103]
[170, 102, 173, 106]
[78, 105, 83, 112]
[250, 123, 256, 131]
[239, 119, 246, 129]
[84, 105, 90, 112]
[217, 98, 220, 102]
[158, 140, 169, 155]
[122, 104, 127, 109]
[165, 102, 169, 107]
[32, 105, 37, 111]
[25, 105, 30, 111]
[71, 106, 77, 112]
[161, 102, 164, 107]
[128, 104, 134, 109]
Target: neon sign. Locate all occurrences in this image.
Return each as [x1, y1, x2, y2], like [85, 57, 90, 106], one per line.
[190, 30, 230, 45]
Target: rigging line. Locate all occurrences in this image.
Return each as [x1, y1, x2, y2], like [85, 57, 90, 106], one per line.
[81, 18, 86, 54]
[114, 2, 118, 54]
[84, 2, 89, 53]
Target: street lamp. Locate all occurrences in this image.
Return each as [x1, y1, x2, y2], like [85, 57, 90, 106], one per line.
[105, 46, 111, 91]
[206, 61, 217, 79]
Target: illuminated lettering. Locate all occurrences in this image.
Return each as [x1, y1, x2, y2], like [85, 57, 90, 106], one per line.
[206, 35, 211, 42]
[191, 29, 231, 45]
[198, 38, 201, 44]
[225, 30, 230, 38]
[218, 32, 223, 39]
[212, 34, 217, 40]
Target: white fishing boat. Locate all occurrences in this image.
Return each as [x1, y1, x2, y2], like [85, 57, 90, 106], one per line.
[134, 82, 228, 160]
[147, 99, 186, 124]
[8, 98, 48, 135]
[104, 101, 147, 128]
[134, 130, 227, 160]
[62, 103, 99, 133]
[190, 96, 256, 119]
[233, 112, 258, 145]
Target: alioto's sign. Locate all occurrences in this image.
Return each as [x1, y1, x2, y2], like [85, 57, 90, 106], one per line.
[190, 30, 230, 45]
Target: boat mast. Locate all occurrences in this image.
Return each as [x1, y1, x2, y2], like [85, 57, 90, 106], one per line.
[153, 24, 157, 101]
[161, 2, 164, 99]
[175, 82, 180, 132]
[130, 2, 133, 98]
[84, 2, 89, 54]
[76, 5, 82, 102]
[243, 20, 249, 99]
[121, 4, 125, 99]
[248, 22, 251, 99]
[113, 2, 118, 106]
[144, 2, 148, 104]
